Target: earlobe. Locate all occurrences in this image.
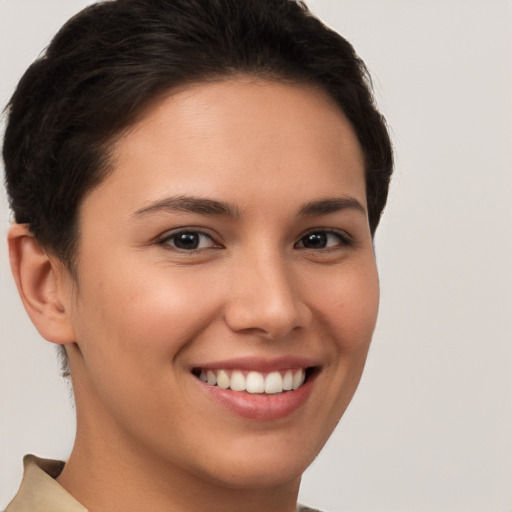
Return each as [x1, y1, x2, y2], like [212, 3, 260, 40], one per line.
[7, 224, 76, 345]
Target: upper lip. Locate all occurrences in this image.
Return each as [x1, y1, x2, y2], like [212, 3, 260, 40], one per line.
[191, 356, 320, 373]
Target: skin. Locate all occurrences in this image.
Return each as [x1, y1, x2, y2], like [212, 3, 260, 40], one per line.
[9, 77, 379, 512]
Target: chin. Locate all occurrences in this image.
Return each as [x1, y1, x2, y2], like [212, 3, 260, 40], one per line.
[202, 456, 307, 490]
[189, 432, 323, 490]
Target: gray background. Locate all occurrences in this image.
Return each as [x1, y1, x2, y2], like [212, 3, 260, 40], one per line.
[1, 1, 511, 510]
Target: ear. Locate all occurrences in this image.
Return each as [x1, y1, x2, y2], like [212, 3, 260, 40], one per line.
[8, 224, 76, 345]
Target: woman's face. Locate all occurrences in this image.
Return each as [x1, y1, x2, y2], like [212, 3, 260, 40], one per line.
[64, 77, 379, 488]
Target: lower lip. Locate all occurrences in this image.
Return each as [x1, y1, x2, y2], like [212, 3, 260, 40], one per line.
[196, 373, 316, 420]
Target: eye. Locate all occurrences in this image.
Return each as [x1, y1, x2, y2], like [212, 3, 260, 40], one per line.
[159, 230, 218, 251]
[295, 230, 351, 250]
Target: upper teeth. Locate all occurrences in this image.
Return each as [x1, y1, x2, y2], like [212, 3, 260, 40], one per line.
[198, 369, 306, 394]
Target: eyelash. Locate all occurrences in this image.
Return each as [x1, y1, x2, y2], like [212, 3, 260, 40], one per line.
[157, 230, 220, 252]
[157, 228, 353, 253]
[294, 229, 353, 251]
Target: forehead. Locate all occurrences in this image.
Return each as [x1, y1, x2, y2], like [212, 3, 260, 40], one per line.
[86, 77, 366, 218]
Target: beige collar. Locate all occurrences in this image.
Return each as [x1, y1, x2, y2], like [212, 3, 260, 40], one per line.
[5, 454, 87, 512]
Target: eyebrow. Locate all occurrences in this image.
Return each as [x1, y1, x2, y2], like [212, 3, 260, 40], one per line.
[133, 195, 241, 218]
[299, 197, 366, 217]
[132, 195, 365, 219]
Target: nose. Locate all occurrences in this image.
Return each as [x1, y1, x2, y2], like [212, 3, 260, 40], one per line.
[223, 249, 311, 340]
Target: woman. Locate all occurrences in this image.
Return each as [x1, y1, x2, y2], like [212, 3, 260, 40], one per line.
[2, 0, 392, 511]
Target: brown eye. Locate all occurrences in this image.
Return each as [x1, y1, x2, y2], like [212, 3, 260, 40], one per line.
[301, 232, 328, 249]
[296, 230, 350, 250]
[160, 231, 216, 251]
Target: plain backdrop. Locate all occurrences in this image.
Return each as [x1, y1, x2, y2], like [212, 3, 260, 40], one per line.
[1, 1, 511, 511]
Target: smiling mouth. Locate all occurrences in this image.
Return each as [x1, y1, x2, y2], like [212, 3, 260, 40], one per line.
[192, 368, 317, 394]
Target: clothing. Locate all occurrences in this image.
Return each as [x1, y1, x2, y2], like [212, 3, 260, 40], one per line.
[4, 455, 86, 512]
[4, 455, 321, 512]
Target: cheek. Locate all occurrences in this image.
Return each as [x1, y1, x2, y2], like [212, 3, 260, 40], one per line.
[68, 264, 216, 423]
[313, 258, 380, 352]
[295, 259, 379, 451]
[76, 268, 220, 364]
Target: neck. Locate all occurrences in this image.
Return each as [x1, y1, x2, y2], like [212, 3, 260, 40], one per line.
[58, 403, 301, 512]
